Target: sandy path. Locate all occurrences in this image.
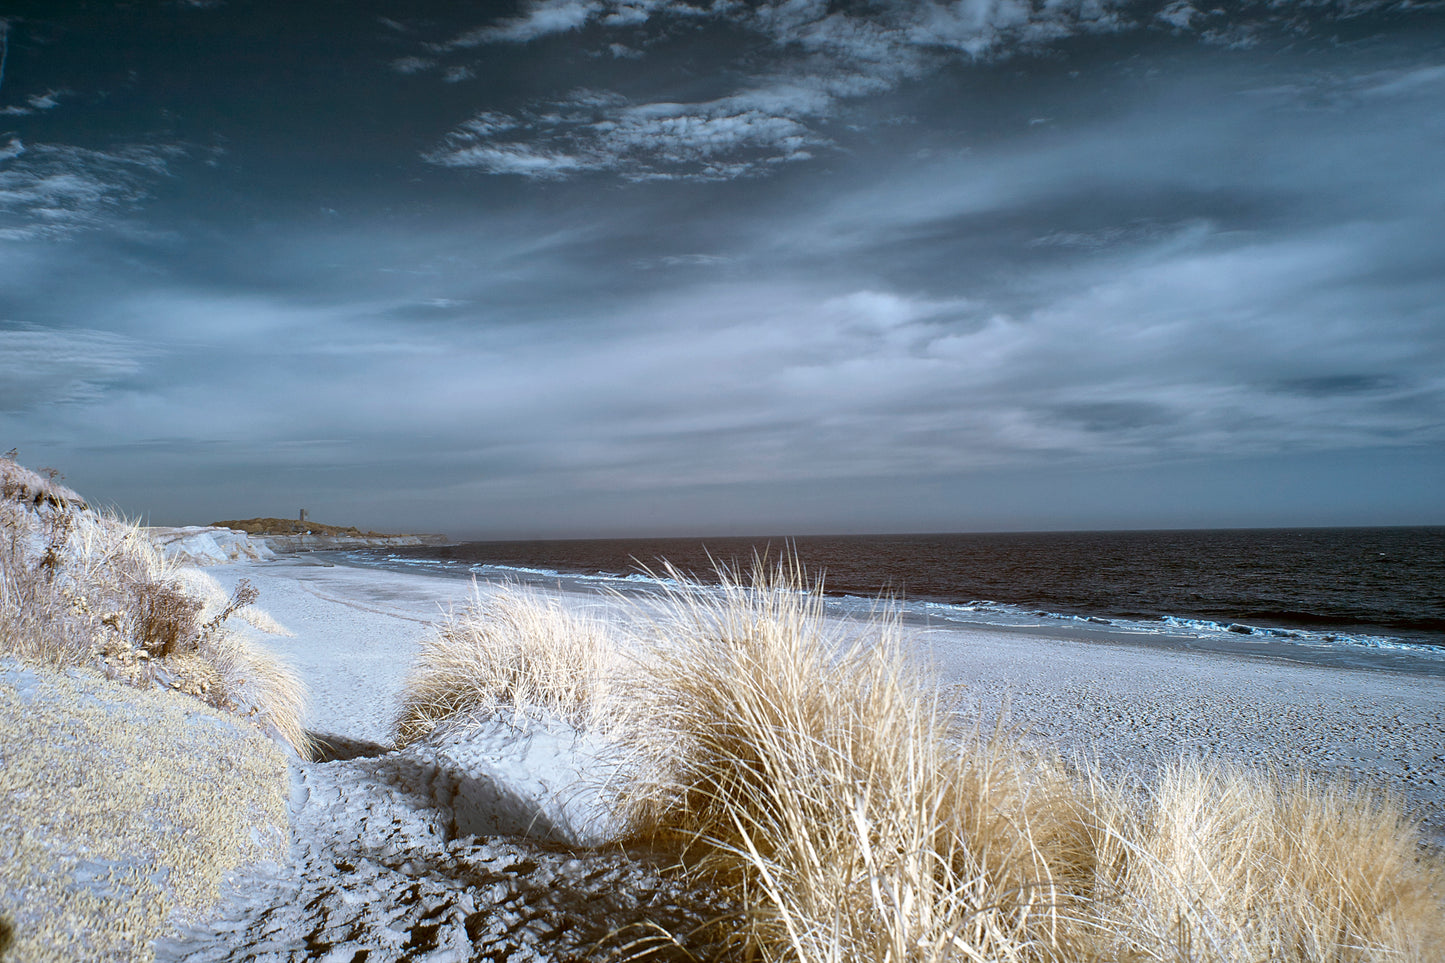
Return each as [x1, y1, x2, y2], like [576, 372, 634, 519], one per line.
[158, 742, 713, 963]
[157, 557, 1444, 961]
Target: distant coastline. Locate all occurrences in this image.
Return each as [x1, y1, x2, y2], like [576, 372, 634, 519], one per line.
[211, 516, 438, 540]
[147, 520, 449, 567]
[346, 527, 1445, 672]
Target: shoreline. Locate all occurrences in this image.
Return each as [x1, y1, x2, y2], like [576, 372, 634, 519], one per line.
[331, 547, 1445, 681]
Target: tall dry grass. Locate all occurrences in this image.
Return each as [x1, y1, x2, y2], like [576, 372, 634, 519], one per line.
[618, 558, 1101, 960]
[614, 557, 1444, 963]
[394, 582, 624, 747]
[0, 456, 309, 755]
[381, 547, 1442, 961]
[1086, 761, 1445, 962]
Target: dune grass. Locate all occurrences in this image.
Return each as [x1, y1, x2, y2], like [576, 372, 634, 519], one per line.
[618, 558, 1103, 961]
[394, 582, 626, 747]
[399, 552, 1444, 962]
[0, 456, 308, 755]
[1087, 761, 1444, 962]
[612, 558, 1444, 962]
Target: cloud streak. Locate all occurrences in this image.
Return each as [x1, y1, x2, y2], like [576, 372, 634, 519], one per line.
[0, 325, 148, 413]
[418, 0, 1445, 181]
[427, 86, 829, 180]
[0, 142, 184, 240]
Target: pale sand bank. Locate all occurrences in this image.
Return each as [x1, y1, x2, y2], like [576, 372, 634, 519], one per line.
[0, 664, 289, 963]
[154, 556, 1443, 960]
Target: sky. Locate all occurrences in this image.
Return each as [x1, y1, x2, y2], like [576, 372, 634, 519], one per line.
[1, 0, 1442, 538]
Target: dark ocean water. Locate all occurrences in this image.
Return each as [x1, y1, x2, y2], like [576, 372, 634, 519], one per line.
[346, 527, 1445, 670]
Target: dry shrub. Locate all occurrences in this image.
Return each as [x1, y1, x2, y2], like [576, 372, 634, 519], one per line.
[619, 557, 1444, 963]
[1, 503, 93, 666]
[394, 582, 623, 747]
[0, 457, 308, 756]
[132, 580, 204, 657]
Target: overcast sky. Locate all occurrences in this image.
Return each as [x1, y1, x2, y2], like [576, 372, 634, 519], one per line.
[1, 0, 1442, 537]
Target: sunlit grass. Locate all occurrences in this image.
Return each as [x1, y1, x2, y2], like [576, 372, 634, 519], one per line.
[390, 550, 1444, 961]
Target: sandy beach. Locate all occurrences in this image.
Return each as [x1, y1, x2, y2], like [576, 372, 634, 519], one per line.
[130, 552, 1444, 960]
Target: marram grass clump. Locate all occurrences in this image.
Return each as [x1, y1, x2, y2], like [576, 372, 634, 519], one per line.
[617, 558, 1104, 961]
[395, 581, 626, 746]
[616, 559, 1445, 962]
[1086, 760, 1445, 962]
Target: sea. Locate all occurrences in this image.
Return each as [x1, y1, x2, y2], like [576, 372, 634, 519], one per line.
[339, 527, 1445, 677]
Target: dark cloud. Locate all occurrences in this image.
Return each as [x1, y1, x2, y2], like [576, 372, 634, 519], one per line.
[1048, 402, 1180, 434]
[0, 1, 1440, 532]
[1273, 375, 1402, 398]
[410, 0, 1445, 183]
[427, 86, 829, 179]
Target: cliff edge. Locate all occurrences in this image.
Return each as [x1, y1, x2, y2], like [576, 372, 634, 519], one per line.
[148, 523, 448, 566]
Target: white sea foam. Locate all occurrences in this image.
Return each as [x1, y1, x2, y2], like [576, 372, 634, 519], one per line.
[342, 551, 1445, 661]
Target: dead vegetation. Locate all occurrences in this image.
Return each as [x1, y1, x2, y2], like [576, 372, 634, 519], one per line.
[0, 454, 308, 755]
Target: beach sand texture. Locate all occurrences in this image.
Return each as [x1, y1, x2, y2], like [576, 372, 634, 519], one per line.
[0, 664, 289, 962]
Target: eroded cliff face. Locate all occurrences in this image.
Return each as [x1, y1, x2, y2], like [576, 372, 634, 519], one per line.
[147, 526, 448, 566]
[252, 532, 450, 554]
[147, 526, 276, 566]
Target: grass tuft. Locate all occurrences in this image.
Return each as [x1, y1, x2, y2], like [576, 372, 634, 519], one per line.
[616, 557, 1099, 960]
[1087, 760, 1445, 962]
[394, 581, 624, 747]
